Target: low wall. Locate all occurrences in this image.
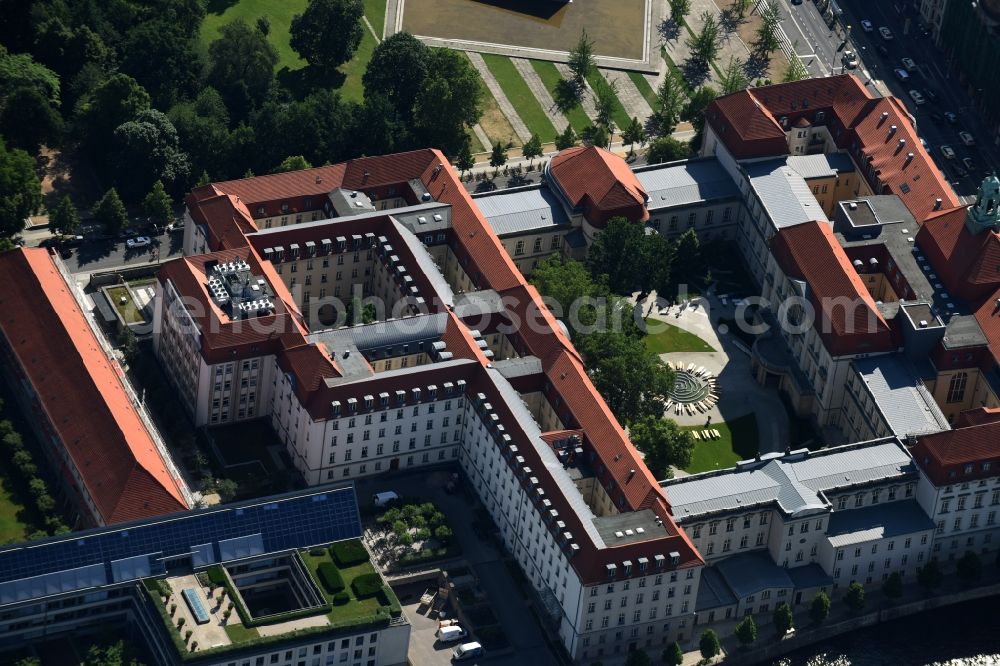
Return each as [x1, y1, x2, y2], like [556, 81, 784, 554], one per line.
[89, 264, 162, 289]
[722, 582, 1000, 665]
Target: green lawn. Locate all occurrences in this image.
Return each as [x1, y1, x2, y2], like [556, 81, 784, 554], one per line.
[683, 414, 760, 474]
[224, 623, 259, 643]
[0, 456, 32, 544]
[106, 286, 146, 324]
[661, 47, 693, 95]
[529, 60, 592, 133]
[481, 54, 558, 143]
[299, 550, 391, 624]
[643, 319, 715, 354]
[628, 71, 660, 112]
[201, 0, 309, 72]
[363, 0, 387, 38]
[586, 70, 631, 131]
[338, 27, 378, 103]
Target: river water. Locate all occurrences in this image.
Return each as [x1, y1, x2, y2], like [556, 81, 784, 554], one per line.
[772, 597, 1000, 666]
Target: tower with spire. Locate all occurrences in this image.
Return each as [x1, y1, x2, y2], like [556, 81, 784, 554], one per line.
[966, 172, 1000, 234]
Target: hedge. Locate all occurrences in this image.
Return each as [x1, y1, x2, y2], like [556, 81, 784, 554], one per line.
[333, 591, 351, 605]
[330, 539, 368, 567]
[352, 573, 383, 599]
[317, 562, 345, 593]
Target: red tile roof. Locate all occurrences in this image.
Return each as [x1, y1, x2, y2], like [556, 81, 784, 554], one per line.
[911, 419, 1000, 485]
[918, 206, 1000, 305]
[770, 221, 894, 356]
[954, 406, 1000, 428]
[547, 146, 649, 227]
[706, 75, 959, 224]
[0, 248, 188, 525]
[973, 287, 1000, 365]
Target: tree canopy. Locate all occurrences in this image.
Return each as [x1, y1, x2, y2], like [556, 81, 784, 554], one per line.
[646, 136, 691, 164]
[699, 629, 720, 659]
[363, 33, 430, 123]
[50, 195, 80, 236]
[809, 590, 830, 624]
[844, 581, 866, 611]
[773, 601, 794, 636]
[291, 0, 365, 75]
[629, 416, 693, 479]
[0, 138, 42, 240]
[207, 19, 278, 118]
[735, 614, 757, 646]
[111, 109, 190, 200]
[92, 188, 128, 237]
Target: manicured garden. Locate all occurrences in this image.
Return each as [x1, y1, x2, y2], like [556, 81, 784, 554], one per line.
[643, 318, 716, 354]
[372, 500, 459, 569]
[107, 286, 146, 324]
[628, 71, 660, 112]
[201, 0, 309, 72]
[481, 54, 558, 143]
[529, 60, 592, 133]
[363, 0, 387, 37]
[585, 70, 631, 131]
[683, 413, 760, 473]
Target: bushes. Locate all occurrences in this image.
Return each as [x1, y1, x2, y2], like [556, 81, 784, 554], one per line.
[0, 404, 69, 537]
[332, 591, 351, 605]
[206, 566, 228, 588]
[351, 573, 384, 599]
[330, 539, 368, 567]
[318, 562, 345, 594]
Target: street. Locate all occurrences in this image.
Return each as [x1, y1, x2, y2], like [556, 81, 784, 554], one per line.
[21, 225, 186, 275]
[777, 0, 999, 201]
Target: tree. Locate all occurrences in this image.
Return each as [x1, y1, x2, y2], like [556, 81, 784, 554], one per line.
[719, 56, 750, 95]
[576, 331, 675, 424]
[216, 478, 239, 502]
[489, 142, 508, 168]
[681, 85, 717, 137]
[588, 217, 648, 293]
[622, 117, 645, 155]
[957, 551, 983, 585]
[646, 136, 691, 164]
[782, 55, 810, 83]
[594, 80, 619, 133]
[412, 49, 483, 155]
[0, 138, 41, 240]
[118, 326, 139, 365]
[13, 657, 40, 666]
[567, 29, 596, 90]
[84, 640, 125, 666]
[668, 0, 693, 25]
[686, 11, 721, 64]
[273, 156, 313, 173]
[663, 641, 684, 666]
[0, 86, 63, 152]
[773, 601, 793, 637]
[75, 74, 151, 153]
[0, 47, 61, 107]
[363, 32, 430, 123]
[207, 19, 278, 116]
[50, 195, 81, 236]
[522, 133, 543, 163]
[672, 228, 702, 286]
[881, 571, 903, 600]
[735, 614, 757, 646]
[291, 0, 365, 75]
[809, 591, 830, 624]
[624, 649, 651, 666]
[753, 0, 782, 56]
[434, 525, 453, 543]
[630, 416, 694, 478]
[93, 188, 128, 237]
[653, 70, 685, 137]
[844, 581, 866, 612]
[111, 109, 190, 200]
[917, 560, 943, 592]
[699, 629, 720, 660]
[555, 124, 577, 150]
[582, 124, 609, 149]
[532, 255, 609, 332]
[168, 87, 232, 182]
[455, 141, 475, 173]
[120, 20, 204, 108]
[143, 180, 173, 227]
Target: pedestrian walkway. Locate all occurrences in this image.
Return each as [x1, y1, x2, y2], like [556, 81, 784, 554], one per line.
[467, 52, 533, 144]
[601, 68, 654, 123]
[512, 58, 569, 133]
[662, 0, 754, 88]
[554, 63, 599, 120]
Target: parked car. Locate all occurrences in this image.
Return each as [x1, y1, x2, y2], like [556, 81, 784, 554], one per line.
[437, 625, 469, 644]
[909, 90, 926, 106]
[959, 131, 976, 146]
[894, 68, 910, 82]
[372, 491, 399, 507]
[963, 157, 976, 172]
[901, 57, 917, 71]
[944, 111, 958, 124]
[452, 642, 484, 662]
[860, 19, 874, 32]
[879, 26, 894, 40]
[841, 51, 858, 69]
[125, 236, 152, 248]
[940, 145, 956, 160]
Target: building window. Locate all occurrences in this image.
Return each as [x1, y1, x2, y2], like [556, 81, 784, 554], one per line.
[514, 240, 525, 256]
[947, 372, 968, 403]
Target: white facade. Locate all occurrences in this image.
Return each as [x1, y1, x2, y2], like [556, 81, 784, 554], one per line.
[916, 470, 1000, 560]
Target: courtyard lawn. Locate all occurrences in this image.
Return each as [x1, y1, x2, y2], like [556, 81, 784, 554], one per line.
[299, 550, 389, 625]
[0, 456, 32, 544]
[481, 54, 559, 143]
[106, 286, 146, 324]
[224, 623, 259, 643]
[338, 27, 378, 103]
[530, 60, 592, 133]
[643, 319, 715, 354]
[683, 414, 759, 474]
[363, 0, 387, 38]
[201, 0, 309, 72]
[586, 70, 631, 132]
[628, 71, 660, 112]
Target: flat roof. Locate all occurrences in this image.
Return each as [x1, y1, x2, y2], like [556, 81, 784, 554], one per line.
[840, 199, 880, 227]
[474, 186, 570, 236]
[786, 153, 856, 180]
[633, 158, 740, 210]
[594, 509, 669, 546]
[853, 354, 951, 438]
[826, 499, 936, 547]
[715, 551, 793, 599]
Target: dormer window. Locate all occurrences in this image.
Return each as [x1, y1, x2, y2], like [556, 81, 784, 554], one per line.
[281, 203, 289, 213]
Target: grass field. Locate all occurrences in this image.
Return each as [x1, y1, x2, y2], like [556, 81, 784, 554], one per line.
[0, 456, 32, 544]
[643, 319, 715, 354]
[683, 414, 759, 474]
[529, 60, 592, 133]
[586, 70, 631, 132]
[363, 0, 387, 38]
[106, 286, 146, 324]
[481, 54, 558, 143]
[201, 0, 309, 72]
[338, 28, 378, 102]
[628, 71, 660, 112]
[224, 623, 259, 643]
[661, 47, 693, 95]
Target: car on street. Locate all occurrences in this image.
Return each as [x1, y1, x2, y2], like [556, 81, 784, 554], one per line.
[861, 19, 874, 32]
[919, 137, 928, 148]
[924, 88, 939, 103]
[944, 111, 958, 124]
[901, 57, 917, 71]
[963, 157, 976, 172]
[436, 624, 469, 643]
[879, 26, 894, 40]
[452, 642, 483, 661]
[842, 51, 858, 68]
[940, 145, 956, 160]
[959, 131, 976, 146]
[126, 236, 152, 249]
[909, 90, 926, 106]
[894, 68, 910, 82]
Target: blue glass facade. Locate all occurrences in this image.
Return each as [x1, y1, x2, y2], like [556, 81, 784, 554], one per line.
[0, 484, 361, 605]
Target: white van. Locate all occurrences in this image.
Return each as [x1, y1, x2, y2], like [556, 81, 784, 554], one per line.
[372, 491, 399, 507]
[436, 625, 468, 643]
[452, 642, 483, 661]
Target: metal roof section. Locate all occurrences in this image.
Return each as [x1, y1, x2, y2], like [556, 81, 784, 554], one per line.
[694, 565, 738, 611]
[633, 158, 741, 210]
[309, 312, 449, 354]
[474, 186, 571, 237]
[826, 499, 936, 548]
[785, 153, 856, 180]
[453, 289, 505, 318]
[322, 357, 477, 389]
[714, 551, 794, 599]
[389, 218, 455, 307]
[391, 201, 454, 234]
[744, 158, 831, 230]
[662, 439, 915, 521]
[328, 188, 376, 217]
[853, 355, 951, 439]
[593, 509, 669, 546]
[492, 355, 544, 380]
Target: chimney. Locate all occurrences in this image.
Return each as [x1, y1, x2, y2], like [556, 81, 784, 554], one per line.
[898, 138, 906, 148]
[889, 124, 897, 137]
[934, 198, 943, 210]
[880, 111, 889, 124]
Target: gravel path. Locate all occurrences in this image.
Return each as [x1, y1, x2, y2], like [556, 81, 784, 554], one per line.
[467, 52, 533, 144]
[554, 63, 599, 121]
[601, 68, 654, 124]
[511, 58, 569, 133]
